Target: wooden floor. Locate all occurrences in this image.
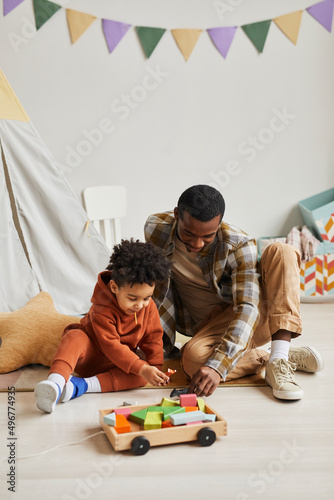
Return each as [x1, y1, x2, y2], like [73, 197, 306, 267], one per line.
[0, 303, 333, 500]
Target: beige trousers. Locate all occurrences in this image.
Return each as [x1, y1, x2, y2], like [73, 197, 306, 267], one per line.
[182, 242, 302, 381]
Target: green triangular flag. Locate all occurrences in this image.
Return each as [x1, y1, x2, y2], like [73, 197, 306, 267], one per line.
[241, 20, 271, 53]
[33, 0, 62, 30]
[136, 26, 166, 58]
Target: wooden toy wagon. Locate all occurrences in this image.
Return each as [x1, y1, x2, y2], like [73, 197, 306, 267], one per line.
[99, 395, 227, 455]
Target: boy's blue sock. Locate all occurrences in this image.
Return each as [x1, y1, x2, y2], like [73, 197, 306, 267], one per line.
[61, 376, 88, 403]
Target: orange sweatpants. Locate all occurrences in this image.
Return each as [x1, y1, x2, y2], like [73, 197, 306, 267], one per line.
[49, 329, 147, 392]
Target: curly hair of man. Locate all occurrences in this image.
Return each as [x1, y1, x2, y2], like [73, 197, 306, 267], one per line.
[106, 239, 171, 287]
[177, 184, 225, 222]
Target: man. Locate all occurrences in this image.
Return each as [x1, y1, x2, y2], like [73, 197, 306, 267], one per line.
[144, 184, 323, 399]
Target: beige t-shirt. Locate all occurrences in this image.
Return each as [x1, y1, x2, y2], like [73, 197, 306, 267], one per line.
[172, 235, 223, 324]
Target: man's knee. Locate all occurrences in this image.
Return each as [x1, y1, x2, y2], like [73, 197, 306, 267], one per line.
[181, 339, 210, 378]
[262, 241, 300, 268]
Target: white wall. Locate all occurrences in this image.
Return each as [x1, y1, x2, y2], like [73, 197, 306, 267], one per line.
[1, 0, 333, 242]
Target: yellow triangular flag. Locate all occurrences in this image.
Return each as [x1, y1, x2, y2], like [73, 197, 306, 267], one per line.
[171, 29, 202, 61]
[66, 9, 96, 44]
[273, 10, 303, 45]
[0, 69, 29, 121]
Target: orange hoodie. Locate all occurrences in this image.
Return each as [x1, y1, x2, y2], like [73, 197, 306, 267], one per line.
[76, 271, 164, 376]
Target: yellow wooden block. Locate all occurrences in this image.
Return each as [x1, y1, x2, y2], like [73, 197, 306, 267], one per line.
[144, 411, 162, 430]
[197, 398, 206, 412]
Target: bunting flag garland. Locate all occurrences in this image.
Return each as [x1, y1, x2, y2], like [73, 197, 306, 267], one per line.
[3, 0, 25, 16]
[273, 11, 303, 45]
[207, 26, 237, 59]
[33, 0, 61, 31]
[171, 29, 202, 61]
[136, 27, 166, 58]
[306, 0, 334, 32]
[102, 19, 131, 54]
[241, 20, 271, 53]
[66, 9, 96, 44]
[3, 0, 334, 58]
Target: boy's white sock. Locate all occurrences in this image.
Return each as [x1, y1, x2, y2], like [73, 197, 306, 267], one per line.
[269, 340, 290, 364]
[34, 374, 66, 414]
[61, 375, 101, 403]
[48, 373, 66, 390]
[85, 376, 102, 393]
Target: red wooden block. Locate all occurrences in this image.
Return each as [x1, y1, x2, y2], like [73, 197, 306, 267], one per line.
[115, 414, 131, 434]
[180, 393, 197, 407]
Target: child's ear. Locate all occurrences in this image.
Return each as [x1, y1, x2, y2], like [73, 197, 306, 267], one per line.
[109, 280, 119, 294]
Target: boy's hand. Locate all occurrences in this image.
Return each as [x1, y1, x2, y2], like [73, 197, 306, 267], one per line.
[139, 365, 170, 386]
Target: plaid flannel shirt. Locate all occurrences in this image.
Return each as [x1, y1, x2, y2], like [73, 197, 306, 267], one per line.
[144, 212, 261, 379]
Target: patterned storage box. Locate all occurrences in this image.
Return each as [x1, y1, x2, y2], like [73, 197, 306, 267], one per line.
[300, 254, 334, 297]
[299, 188, 334, 242]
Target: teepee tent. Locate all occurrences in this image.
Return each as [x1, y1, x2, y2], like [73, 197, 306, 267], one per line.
[0, 69, 110, 314]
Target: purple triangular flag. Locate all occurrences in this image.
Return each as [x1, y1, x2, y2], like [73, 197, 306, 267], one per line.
[306, 0, 334, 32]
[207, 26, 237, 59]
[102, 19, 132, 53]
[3, 0, 25, 16]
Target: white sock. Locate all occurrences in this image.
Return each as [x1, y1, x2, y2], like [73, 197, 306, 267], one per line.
[85, 376, 102, 393]
[269, 340, 290, 364]
[48, 373, 66, 391]
[35, 373, 66, 413]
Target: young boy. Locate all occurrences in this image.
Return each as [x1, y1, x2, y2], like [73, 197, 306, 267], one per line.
[35, 239, 171, 413]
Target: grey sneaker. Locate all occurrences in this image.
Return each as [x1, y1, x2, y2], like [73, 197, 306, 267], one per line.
[288, 346, 324, 373]
[265, 359, 303, 400]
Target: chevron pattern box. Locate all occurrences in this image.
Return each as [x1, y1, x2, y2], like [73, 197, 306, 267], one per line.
[316, 214, 334, 243]
[300, 254, 334, 296]
[300, 256, 324, 296]
[299, 188, 334, 242]
[324, 254, 334, 295]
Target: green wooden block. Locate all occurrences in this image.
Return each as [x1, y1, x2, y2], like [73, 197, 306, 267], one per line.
[147, 406, 164, 413]
[163, 406, 185, 421]
[160, 397, 180, 407]
[197, 398, 206, 413]
[129, 408, 148, 425]
[144, 411, 162, 430]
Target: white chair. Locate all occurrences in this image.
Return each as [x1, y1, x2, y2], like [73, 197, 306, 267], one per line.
[83, 185, 127, 250]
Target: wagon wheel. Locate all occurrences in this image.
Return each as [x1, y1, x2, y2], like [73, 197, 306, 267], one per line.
[131, 436, 150, 455]
[197, 427, 216, 447]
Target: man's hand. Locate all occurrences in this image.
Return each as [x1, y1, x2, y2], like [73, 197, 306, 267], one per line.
[138, 365, 170, 386]
[188, 366, 221, 397]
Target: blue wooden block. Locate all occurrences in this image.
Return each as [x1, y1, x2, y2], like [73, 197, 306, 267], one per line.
[104, 411, 116, 426]
[170, 410, 207, 426]
[203, 413, 216, 422]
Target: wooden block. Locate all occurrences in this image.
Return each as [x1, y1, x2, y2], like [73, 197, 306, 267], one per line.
[114, 407, 133, 419]
[203, 413, 216, 423]
[186, 421, 203, 425]
[129, 408, 148, 425]
[161, 419, 173, 428]
[197, 398, 206, 412]
[170, 410, 207, 426]
[180, 393, 197, 407]
[144, 411, 162, 430]
[103, 411, 116, 426]
[163, 406, 185, 421]
[115, 414, 131, 434]
[147, 406, 164, 413]
[184, 406, 199, 412]
[160, 397, 180, 407]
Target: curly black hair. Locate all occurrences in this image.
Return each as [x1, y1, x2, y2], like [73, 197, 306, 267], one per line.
[177, 184, 225, 222]
[106, 239, 171, 287]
